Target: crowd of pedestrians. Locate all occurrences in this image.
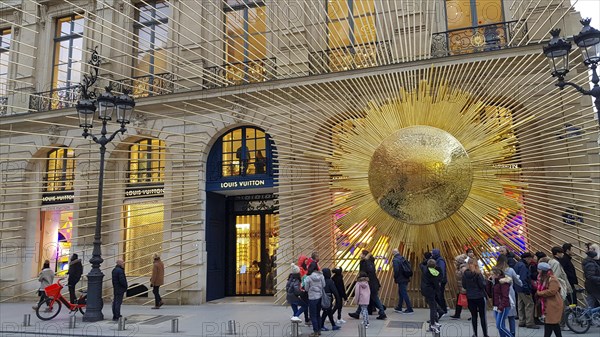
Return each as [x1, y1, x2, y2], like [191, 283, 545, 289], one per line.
[286, 242, 599, 337]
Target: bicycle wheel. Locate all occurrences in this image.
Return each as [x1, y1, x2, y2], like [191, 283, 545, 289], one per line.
[566, 308, 591, 334]
[36, 298, 62, 321]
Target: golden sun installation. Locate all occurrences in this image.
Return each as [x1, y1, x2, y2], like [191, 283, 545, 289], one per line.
[328, 79, 528, 267]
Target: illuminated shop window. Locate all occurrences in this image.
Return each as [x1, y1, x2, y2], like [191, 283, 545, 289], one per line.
[51, 14, 83, 109]
[327, 0, 377, 71]
[133, 0, 170, 97]
[39, 210, 73, 275]
[124, 203, 164, 275]
[128, 139, 166, 184]
[221, 127, 267, 177]
[224, 0, 267, 84]
[445, 0, 504, 54]
[0, 28, 10, 100]
[45, 147, 75, 192]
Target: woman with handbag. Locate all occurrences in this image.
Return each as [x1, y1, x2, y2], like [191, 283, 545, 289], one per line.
[462, 259, 489, 337]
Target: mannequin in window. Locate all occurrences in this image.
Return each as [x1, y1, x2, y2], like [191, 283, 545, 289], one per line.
[255, 150, 266, 174]
[236, 145, 250, 175]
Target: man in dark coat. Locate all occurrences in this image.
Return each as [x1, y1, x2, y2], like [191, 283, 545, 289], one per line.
[431, 248, 448, 315]
[582, 245, 600, 308]
[421, 257, 443, 332]
[67, 254, 83, 304]
[112, 259, 128, 321]
[392, 248, 413, 313]
[514, 253, 538, 328]
[560, 243, 579, 304]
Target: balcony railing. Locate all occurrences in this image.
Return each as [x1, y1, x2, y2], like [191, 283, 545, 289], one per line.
[203, 58, 277, 89]
[0, 96, 7, 115]
[431, 20, 529, 58]
[113, 72, 176, 99]
[308, 40, 392, 75]
[29, 86, 80, 113]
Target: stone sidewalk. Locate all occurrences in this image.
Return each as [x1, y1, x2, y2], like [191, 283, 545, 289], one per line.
[1, 298, 599, 337]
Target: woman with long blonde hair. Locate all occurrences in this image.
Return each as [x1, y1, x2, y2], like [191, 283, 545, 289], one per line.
[462, 259, 489, 337]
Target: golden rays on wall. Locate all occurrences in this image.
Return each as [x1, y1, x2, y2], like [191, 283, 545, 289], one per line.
[329, 79, 530, 262]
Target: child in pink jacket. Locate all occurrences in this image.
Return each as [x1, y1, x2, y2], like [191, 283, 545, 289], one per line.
[354, 272, 371, 328]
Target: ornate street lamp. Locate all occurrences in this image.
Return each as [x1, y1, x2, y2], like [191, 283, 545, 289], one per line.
[77, 48, 135, 322]
[543, 18, 600, 125]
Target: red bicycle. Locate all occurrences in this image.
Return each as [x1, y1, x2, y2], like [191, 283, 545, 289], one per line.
[35, 278, 87, 320]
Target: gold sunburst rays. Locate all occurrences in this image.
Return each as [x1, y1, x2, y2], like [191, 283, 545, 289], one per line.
[328, 79, 526, 259]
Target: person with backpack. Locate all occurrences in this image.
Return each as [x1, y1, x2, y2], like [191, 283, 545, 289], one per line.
[331, 267, 348, 325]
[286, 264, 307, 322]
[320, 268, 341, 331]
[392, 248, 414, 314]
[421, 258, 443, 333]
[432, 248, 448, 316]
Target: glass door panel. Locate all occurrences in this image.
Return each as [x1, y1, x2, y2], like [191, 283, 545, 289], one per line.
[264, 214, 279, 294]
[235, 215, 261, 294]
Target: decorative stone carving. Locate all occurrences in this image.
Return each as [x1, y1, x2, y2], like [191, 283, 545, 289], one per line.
[131, 112, 148, 134]
[230, 103, 246, 123]
[47, 125, 61, 144]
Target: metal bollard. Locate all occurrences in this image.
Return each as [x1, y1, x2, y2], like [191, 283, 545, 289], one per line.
[117, 317, 126, 331]
[171, 318, 179, 333]
[290, 321, 299, 337]
[226, 320, 237, 335]
[69, 315, 77, 329]
[358, 323, 366, 337]
[23, 314, 31, 327]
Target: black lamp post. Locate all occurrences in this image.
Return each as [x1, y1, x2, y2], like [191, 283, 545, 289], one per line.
[543, 18, 600, 125]
[77, 48, 135, 322]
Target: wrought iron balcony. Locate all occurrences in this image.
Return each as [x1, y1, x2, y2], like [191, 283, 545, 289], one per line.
[0, 96, 7, 115]
[113, 72, 176, 99]
[431, 20, 529, 58]
[308, 40, 392, 75]
[203, 58, 277, 89]
[29, 86, 80, 113]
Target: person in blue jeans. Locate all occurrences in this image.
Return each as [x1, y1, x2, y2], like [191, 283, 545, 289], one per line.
[487, 267, 512, 337]
[286, 264, 307, 322]
[304, 267, 325, 337]
[392, 249, 414, 314]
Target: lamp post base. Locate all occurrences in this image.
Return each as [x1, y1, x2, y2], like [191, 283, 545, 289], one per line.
[82, 269, 105, 322]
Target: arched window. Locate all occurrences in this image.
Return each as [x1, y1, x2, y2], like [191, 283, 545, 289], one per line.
[45, 147, 75, 192]
[128, 139, 165, 184]
[221, 127, 267, 177]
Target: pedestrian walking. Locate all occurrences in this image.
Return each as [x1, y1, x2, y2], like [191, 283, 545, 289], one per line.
[67, 254, 83, 304]
[304, 265, 325, 336]
[348, 250, 386, 320]
[421, 258, 443, 333]
[559, 243, 578, 305]
[320, 268, 341, 331]
[462, 259, 489, 337]
[450, 252, 468, 319]
[536, 262, 564, 337]
[112, 259, 128, 321]
[150, 254, 165, 309]
[33, 260, 54, 310]
[286, 264, 307, 322]
[514, 252, 538, 329]
[331, 267, 347, 324]
[353, 272, 371, 329]
[432, 248, 448, 316]
[487, 268, 512, 337]
[582, 243, 600, 308]
[392, 248, 414, 314]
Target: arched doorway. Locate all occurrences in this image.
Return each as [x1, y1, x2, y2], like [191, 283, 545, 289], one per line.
[205, 126, 278, 301]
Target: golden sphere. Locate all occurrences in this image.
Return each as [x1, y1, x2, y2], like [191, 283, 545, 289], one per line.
[368, 126, 473, 225]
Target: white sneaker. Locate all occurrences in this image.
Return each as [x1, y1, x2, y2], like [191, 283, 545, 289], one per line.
[434, 322, 442, 327]
[364, 324, 369, 329]
[336, 319, 346, 324]
[291, 316, 302, 322]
